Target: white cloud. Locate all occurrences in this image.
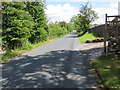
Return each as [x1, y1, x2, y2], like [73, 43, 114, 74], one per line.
[93, 1, 118, 24]
[110, 2, 119, 8]
[45, 3, 79, 23]
[93, 8, 117, 24]
[45, 2, 118, 24]
[47, 0, 119, 2]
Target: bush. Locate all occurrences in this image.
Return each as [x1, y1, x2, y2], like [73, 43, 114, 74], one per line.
[39, 27, 47, 41]
[20, 43, 32, 50]
[48, 23, 70, 39]
[1, 51, 19, 62]
[0, 29, 2, 45]
[66, 23, 73, 33]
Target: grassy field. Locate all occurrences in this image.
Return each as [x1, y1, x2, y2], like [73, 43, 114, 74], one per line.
[79, 32, 100, 43]
[92, 54, 120, 89]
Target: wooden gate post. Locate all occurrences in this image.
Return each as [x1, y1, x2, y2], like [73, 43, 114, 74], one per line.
[116, 17, 119, 41]
[104, 14, 107, 53]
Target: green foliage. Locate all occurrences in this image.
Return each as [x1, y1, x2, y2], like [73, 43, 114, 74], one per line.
[37, 27, 47, 42]
[59, 21, 67, 28]
[48, 22, 71, 39]
[0, 38, 1, 45]
[0, 29, 2, 45]
[79, 32, 100, 43]
[25, 2, 48, 43]
[1, 50, 19, 62]
[58, 21, 73, 33]
[0, 36, 62, 63]
[1, 2, 74, 63]
[1, 2, 73, 62]
[2, 2, 49, 50]
[20, 43, 32, 50]
[70, 15, 80, 30]
[2, 2, 34, 50]
[66, 23, 74, 33]
[92, 54, 120, 89]
[71, 2, 98, 34]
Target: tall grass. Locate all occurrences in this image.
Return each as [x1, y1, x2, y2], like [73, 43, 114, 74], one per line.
[92, 54, 120, 89]
[79, 32, 100, 43]
[1, 51, 20, 62]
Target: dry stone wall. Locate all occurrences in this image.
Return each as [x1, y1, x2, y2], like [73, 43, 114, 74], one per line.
[89, 24, 104, 37]
[106, 16, 120, 57]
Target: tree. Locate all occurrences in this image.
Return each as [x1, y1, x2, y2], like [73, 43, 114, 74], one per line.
[71, 2, 98, 34]
[59, 21, 67, 28]
[25, 2, 48, 43]
[2, 2, 71, 52]
[58, 21, 73, 33]
[70, 15, 81, 32]
[2, 2, 34, 50]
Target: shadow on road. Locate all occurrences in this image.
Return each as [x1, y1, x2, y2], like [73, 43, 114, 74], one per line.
[2, 47, 103, 88]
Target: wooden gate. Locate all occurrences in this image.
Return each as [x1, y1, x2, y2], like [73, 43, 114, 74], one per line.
[104, 14, 120, 55]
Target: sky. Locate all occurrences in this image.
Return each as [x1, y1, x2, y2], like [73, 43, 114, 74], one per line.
[45, 0, 120, 24]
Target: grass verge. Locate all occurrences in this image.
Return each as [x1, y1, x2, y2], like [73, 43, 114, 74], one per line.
[92, 53, 120, 89]
[0, 35, 65, 63]
[79, 32, 100, 43]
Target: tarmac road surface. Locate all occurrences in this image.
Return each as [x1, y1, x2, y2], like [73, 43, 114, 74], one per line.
[2, 31, 99, 89]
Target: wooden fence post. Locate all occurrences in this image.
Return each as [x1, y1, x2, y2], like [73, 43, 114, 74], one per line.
[116, 17, 118, 41]
[104, 14, 107, 53]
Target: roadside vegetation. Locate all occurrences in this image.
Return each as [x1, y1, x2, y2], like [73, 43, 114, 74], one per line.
[79, 32, 100, 43]
[71, 2, 120, 89]
[71, 2, 98, 34]
[92, 54, 120, 89]
[0, 35, 65, 63]
[1, 2, 119, 89]
[71, 2, 101, 43]
[0, 2, 73, 63]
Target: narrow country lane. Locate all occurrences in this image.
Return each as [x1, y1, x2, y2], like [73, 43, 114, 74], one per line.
[2, 31, 99, 89]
